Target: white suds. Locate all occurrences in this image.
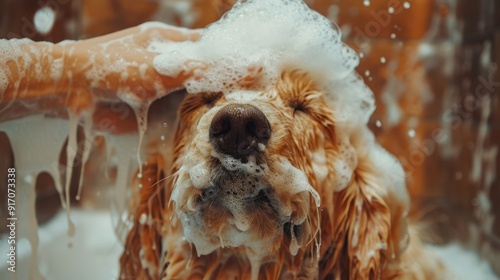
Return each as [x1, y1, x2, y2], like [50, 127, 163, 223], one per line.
[76, 115, 93, 201]
[332, 136, 357, 191]
[150, 0, 374, 127]
[106, 134, 138, 242]
[268, 157, 321, 207]
[311, 147, 328, 184]
[2, 115, 71, 279]
[131, 101, 152, 175]
[64, 113, 79, 237]
[369, 142, 409, 207]
[211, 153, 268, 174]
[189, 162, 211, 188]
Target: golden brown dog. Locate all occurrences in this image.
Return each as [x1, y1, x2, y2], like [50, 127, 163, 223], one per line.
[119, 70, 448, 279]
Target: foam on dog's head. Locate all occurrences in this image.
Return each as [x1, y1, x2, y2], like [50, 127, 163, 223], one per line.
[149, 0, 375, 127]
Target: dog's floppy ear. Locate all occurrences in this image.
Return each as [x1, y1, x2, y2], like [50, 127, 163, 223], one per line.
[119, 155, 166, 279]
[318, 151, 393, 279]
[319, 139, 413, 279]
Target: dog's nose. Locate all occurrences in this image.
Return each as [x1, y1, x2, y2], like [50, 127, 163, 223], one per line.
[209, 104, 271, 158]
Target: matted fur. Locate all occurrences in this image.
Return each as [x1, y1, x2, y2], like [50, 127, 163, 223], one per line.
[119, 70, 448, 279]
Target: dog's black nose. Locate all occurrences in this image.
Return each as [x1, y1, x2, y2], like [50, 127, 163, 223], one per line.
[209, 104, 271, 158]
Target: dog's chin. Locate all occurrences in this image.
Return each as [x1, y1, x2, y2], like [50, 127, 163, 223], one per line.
[176, 192, 312, 258]
[172, 156, 318, 258]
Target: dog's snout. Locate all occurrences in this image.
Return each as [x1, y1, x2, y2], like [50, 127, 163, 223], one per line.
[209, 104, 271, 158]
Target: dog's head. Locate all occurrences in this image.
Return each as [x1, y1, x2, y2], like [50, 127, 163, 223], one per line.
[169, 70, 340, 261]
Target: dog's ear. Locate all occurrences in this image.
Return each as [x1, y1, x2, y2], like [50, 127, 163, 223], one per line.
[319, 141, 415, 279]
[119, 155, 166, 279]
[317, 151, 393, 279]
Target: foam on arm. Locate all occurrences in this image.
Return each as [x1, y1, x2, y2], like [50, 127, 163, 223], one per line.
[0, 24, 201, 122]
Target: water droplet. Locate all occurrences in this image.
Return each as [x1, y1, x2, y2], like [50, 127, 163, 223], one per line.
[375, 120, 382, 128]
[380, 56, 386, 63]
[160, 135, 165, 141]
[364, 70, 370, 76]
[139, 213, 147, 225]
[408, 129, 416, 138]
[359, 52, 364, 58]
[388, 7, 395, 14]
[162, 122, 168, 127]
[24, 175, 34, 184]
[363, 0, 370, 7]
[137, 173, 143, 179]
[403, 2, 411, 9]
[390, 33, 397, 39]
[34, 7, 56, 35]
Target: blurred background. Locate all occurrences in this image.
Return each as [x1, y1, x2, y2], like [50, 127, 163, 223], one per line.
[0, 0, 499, 278]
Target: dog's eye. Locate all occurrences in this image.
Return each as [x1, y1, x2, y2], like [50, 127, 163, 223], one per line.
[200, 92, 223, 107]
[179, 92, 223, 118]
[287, 100, 308, 113]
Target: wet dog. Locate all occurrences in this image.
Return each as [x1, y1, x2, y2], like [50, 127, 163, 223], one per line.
[119, 70, 448, 279]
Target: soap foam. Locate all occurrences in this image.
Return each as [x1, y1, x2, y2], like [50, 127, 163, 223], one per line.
[225, 199, 252, 232]
[50, 58, 63, 86]
[2, 115, 71, 279]
[268, 157, 321, 207]
[211, 153, 268, 174]
[150, 0, 374, 127]
[332, 137, 358, 191]
[106, 133, 139, 242]
[132, 101, 152, 175]
[76, 115, 94, 200]
[189, 162, 211, 188]
[0, 39, 36, 98]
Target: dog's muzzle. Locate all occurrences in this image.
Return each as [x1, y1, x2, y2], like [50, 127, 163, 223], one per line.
[172, 101, 319, 257]
[209, 103, 271, 159]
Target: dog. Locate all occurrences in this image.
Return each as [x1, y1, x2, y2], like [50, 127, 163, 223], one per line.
[118, 70, 448, 279]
